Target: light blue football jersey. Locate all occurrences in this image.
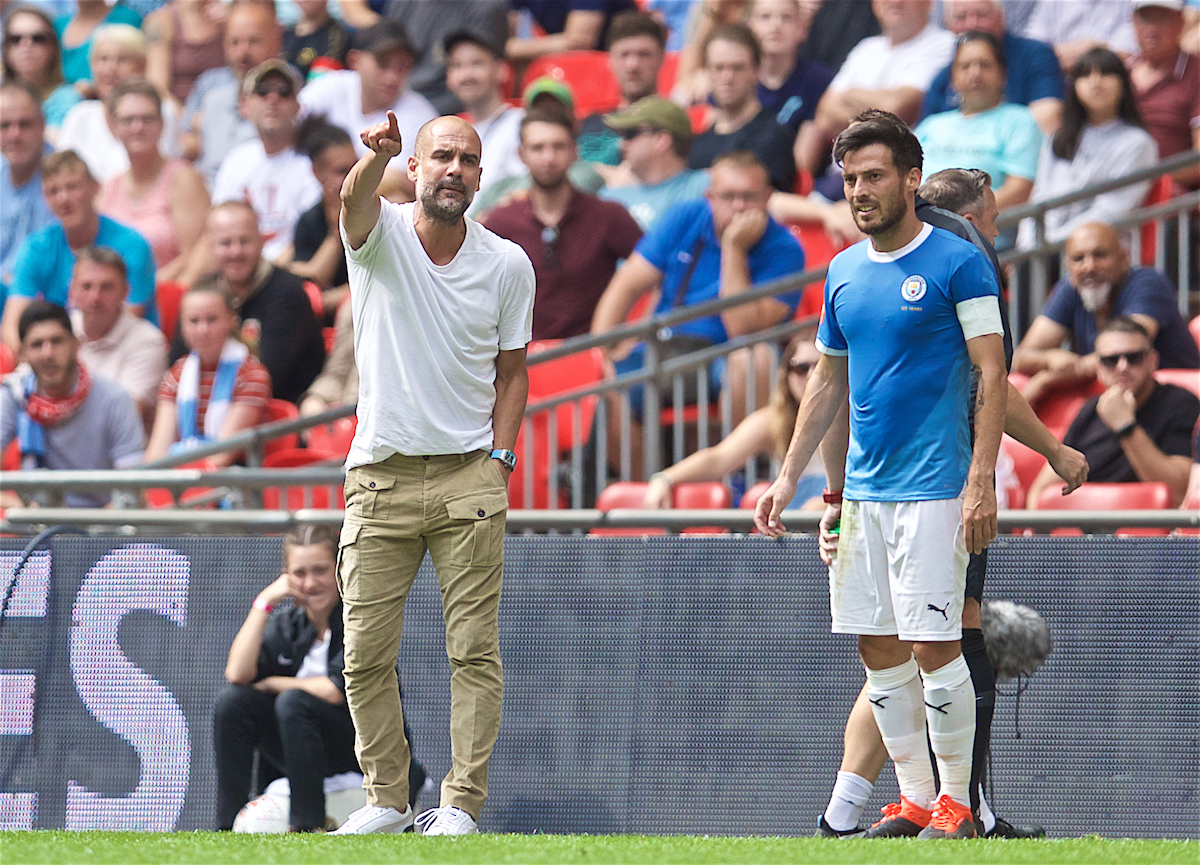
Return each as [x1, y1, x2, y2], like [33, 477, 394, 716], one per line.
[817, 224, 1001, 501]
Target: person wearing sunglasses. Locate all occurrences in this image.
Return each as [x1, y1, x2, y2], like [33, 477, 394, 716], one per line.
[1026, 315, 1198, 509]
[643, 331, 829, 508]
[1, 5, 82, 137]
[1014, 220, 1200, 407]
[211, 60, 321, 264]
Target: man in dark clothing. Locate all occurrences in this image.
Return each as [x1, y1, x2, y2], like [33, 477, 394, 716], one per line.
[688, 23, 796, 192]
[485, 110, 642, 340]
[171, 202, 325, 404]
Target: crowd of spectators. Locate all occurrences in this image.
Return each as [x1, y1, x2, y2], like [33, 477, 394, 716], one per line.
[1, 0, 1197, 511]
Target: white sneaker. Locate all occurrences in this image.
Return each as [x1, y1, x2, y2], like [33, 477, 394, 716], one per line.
[330, 804, 414, 835]
[414, 805, 478, 836]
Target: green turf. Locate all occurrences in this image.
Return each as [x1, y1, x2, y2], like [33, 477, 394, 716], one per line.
[0, 833, 1195, 865]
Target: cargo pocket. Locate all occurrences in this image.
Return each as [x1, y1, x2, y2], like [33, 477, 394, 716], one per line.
[335, 521, 361, 600]
[445, 490, 509, 567]
[350, 469, 397, 520]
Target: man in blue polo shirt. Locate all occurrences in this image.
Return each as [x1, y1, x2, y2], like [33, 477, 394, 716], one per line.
[1, 150, 156, 353]
[757, 110, 1008, 840]
[591, 149, 806, 440]
[1, 83, 54, 309]
[921, 0, 1064, 134]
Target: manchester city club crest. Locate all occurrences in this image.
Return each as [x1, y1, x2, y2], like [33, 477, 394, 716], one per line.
[901, 275, 927, 302]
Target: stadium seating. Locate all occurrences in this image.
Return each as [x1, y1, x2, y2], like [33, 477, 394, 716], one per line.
[1154, 368, 1200, 398]
[302, 281, 324, 322]
[657, 51, 679, 94]
[0, 343, 14, 375]
[156, 281, 187, 339]
[261, 448, 344, 510]
[1034, 481, 1172, 536]
[740, 481, 770, 511]
[1034, 379, 1106, 439]
[521, 51, 621, 117]
[262, 399, 300, 459]
[307, 415, 357, 456]
[672, 481, 732, 534]
[591, 480, 730, 535]
[1002, 435, 1047, 507]
[1190, 315, 1200, 351]
[145, 458, 219, 509]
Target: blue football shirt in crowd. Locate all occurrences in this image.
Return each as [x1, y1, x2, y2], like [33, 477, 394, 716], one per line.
[817, 224, 1002, 501]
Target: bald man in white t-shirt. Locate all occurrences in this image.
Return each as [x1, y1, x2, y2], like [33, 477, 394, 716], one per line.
[329, 110, 535, 838]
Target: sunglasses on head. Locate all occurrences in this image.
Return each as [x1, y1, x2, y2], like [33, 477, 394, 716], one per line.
[5, 31, 52, 47]
[788, 359, 814, 376]
[253, 80, 294, 99]
[1097, 350, 1147, 369]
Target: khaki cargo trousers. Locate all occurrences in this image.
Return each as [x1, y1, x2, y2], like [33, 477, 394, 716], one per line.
[337, 450, 509, 820]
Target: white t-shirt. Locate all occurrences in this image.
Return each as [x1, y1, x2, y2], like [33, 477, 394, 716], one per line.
[295, 630, 330, 679]
[212, 140, 322, 260]
[56, 99, 182, 183]
[298, 70, 438, 161]
[829, 24, 956, 95]
[466, 105, 526, 217]
[342, 200, 535, 467]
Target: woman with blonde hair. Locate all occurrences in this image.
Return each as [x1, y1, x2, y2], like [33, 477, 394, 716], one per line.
[643, 330, 829, 508]
[1, 5, 81, 137]
[144, 283, 271, 466]
[56, 23, 183, 182]
[100, 77, 210, 284]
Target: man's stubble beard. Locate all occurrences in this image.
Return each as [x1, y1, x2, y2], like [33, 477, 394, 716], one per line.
[420, 182, 472, 224]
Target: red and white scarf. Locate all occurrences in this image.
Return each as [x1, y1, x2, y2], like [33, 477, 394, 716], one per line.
[24, 362, 92, 427]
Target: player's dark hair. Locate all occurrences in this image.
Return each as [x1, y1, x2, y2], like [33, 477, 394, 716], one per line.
[1053, 47, 1142, 161]
[953, 30, 1005, 72]
[1097, 315, 1151, 342]
[17, 300, 72, 344]
[833, 109, 923, 175]
[607, 10, 666, 49]
[282, 523, 340, 570]
[919, 168, 992, 218]
[702, 22, 761, 68]
[295, 114, 355, 163]
[520, 107, 576, 143]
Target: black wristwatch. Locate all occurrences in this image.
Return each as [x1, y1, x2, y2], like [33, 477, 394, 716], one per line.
[1115, 421, 1138, 440]
[490, 448, 517, 471]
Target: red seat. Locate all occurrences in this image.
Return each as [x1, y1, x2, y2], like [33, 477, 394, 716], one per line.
[590, 480, 730, 535]
[686, 103, 711, 133]
[673, 481, 731, 535]
[1190, 315, 1200, 352]
[1035, 481, 1172, 536]
[656, 50, 679, 94]
[322, 326, 336, 354]
[1139, 175, 1177, 264]
[307, 415, 356, 456]
[1154, 368, 1200, 399]
[2, 440, 19, 472]
[1034, 379, 1105, 440]
[156, 281, 187, 339]
[262, 399, 300, 459]
[592, 481, 664, 536]
[1002, 435, 1047, 508]
[521, 51, 621, 118]
[262, 448, 344, 510]
[302, 280, 324, 322]
[0, 343, 15, 375]
[739, 481, 771, 510]
[785, 221, 846, 271]
[145, 458, 219, 509]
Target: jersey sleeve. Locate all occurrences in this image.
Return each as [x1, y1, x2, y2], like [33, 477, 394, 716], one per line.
[950, 246, 1003, 340]
[9, 232, 49, 299]
[751, 222, 807, 311]
[816, 269, 847, 356]
[999, 108, 1042, 181]
[497, 245, 535, 351]
[633, 201, 692, 273]
[341, 198, 399, 269]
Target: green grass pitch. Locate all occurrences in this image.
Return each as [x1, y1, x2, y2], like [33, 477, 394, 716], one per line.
[1, 833, 1195, 865]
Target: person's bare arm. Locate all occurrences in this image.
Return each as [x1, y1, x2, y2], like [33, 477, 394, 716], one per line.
[225, 573, 292, 685]
[755, 353, 849, 535]
[825, 87, 926, 128]
[253, 675, 344, 704]
[144, 400, 177, 464]
[286, 231, 343, 288]
[793, 118, 828, 175]
[1024, 459, 1060, 509]
[1028, 97, 1062, 135]
[644, 408, 774, 507]
[590, 253, 663, 352]
[342, 111, 402, 250]
[491, 347, 529, 481]
[1003, 380, 1088, 494]
[157, 165, 211, 284]
[506, 10, 604, 62]
[336, 0, 381, 29]
[717, 210, 791, 336]
[963, 333, 1008, 553]
[1012, 314, 1077, 375]
[143, 7, 175, 101]
[1, 296, 32, 353]
[209, 401, 262, 468]
[993, 176, 1034, 210]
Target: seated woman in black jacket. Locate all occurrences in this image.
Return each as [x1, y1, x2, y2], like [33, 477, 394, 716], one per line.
[213, 524, 425, 832]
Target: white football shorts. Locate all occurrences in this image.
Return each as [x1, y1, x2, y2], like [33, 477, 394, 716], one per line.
[829, 497, 968, 641]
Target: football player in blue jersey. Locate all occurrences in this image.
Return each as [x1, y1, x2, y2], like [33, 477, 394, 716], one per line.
[756, 109, 1009, 839]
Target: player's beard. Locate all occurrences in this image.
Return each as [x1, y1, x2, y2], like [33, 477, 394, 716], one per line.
[852, 195, 905, 237]
[1077, 280, 1111, 313]
[420, 179, 471, 223]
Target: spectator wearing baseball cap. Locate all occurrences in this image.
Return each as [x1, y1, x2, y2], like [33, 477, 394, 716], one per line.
[599, 96, 710, 230]
[297, 20, 437, 166]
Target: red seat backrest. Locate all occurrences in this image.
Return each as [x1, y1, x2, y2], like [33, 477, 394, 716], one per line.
[591, 481, 665, 536]
[521, 51, 621, 118]
[1035, 481, 1172, 511]
[527, 340, 606, 453]
[156, 281, 187, 340]
[262, 448, 344, 510]
[1034, 378, 1105, 439]
[307, 415, 356, 457]
[262, 399, 300, 458]
[0, 343, 15, 375]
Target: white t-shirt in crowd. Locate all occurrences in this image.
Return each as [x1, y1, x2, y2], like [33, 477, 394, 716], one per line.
[56, 99, 182, 182]
[212, 140, 322, 260]
[829, 23, 956, 95]
[298, 70, 438, 161]
[295, 630, 331, 679]
[466, 104, 526, 217]
[342, 200, 535, 467]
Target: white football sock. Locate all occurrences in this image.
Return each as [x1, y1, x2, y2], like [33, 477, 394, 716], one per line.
[823, 771, 874, 831]
[977, 788, 996, 833]
[865, 658, 935, 810]
[922, 655, 976, 808]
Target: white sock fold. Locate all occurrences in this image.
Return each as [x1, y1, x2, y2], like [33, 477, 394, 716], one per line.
[922, 655, 976, 808]
[978, 788, 996, 833]
[866, 659, 935, 810]
[823, 771, 874, 831]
